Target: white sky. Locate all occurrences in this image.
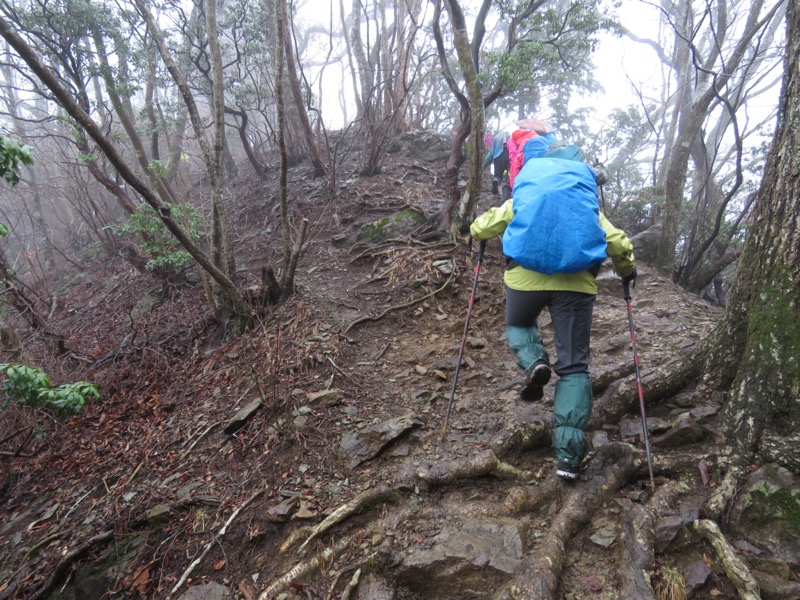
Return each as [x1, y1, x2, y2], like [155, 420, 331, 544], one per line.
[297, 0, 781, 145]
[297, 0, 667, 132]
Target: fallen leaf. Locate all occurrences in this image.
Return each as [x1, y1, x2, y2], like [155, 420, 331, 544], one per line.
[710, 589, 722, 596]
[132, 567, 151, 596]
[213, 558, 227, 570]
[294, 501, 318, 519]
[237, 581, 255, 600]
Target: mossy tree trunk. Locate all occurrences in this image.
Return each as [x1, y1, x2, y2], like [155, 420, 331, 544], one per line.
[434, 0, 486, 235]
[703, 2, 800, 471]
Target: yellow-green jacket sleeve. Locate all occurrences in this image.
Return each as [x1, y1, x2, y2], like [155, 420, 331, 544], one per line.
[469, 199, 514, 240]
[600, 213, 635, 277]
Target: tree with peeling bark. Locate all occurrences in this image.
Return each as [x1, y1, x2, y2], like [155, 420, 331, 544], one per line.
[342, 0, 427, 176]
[276, 0, 326, 178]
[132, 0, 243, 321]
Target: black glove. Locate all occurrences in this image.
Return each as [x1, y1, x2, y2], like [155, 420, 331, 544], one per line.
[621, 267, 637, 287]
[592, 166, 609, 186]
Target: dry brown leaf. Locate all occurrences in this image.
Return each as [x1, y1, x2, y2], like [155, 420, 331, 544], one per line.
[132, 566, 151, 596]
[212, 558, 227, 570]
[237, 581, 255, 600]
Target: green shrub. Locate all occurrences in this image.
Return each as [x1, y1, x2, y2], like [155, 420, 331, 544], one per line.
[0, 363, 98, 414]
[114, 202, 205, 270]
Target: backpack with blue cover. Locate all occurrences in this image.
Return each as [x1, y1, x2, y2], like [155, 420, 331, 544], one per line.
[502, 137, 607, 275]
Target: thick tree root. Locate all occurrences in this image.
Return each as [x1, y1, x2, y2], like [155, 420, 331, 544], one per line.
[413, 449, 532, 486]
[615, 481, 688, 600]
[492, 420, 552, 458]
[704, 465, 742, 521]
[258, 535, 353, 599]
[692, 519, 760, 600]
[590, 354, 703, 429]
[26, 530, 114, 600]
[591, 363, 636, 395]
[494, 444, 639, 599]
[287, 485, 398, 555]
[617, 500, 656, 600]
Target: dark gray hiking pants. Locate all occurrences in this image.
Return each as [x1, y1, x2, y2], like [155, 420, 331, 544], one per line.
[505, 288, 595, 376]
[505, 288, 596, 466]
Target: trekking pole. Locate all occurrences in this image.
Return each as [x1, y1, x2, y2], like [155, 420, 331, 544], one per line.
[442, 239, 486, 439]
[623, 280, 656, 493]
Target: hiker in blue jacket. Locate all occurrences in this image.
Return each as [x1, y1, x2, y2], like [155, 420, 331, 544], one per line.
[471, 133, 636, 480]
[484, 131, 511, 198]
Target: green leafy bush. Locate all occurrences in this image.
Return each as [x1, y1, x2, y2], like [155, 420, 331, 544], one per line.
[114, 202, 205, 270]
[0, 363, 98, 414]
[0, 134, 34, 185]
[38, 381, 99, 413]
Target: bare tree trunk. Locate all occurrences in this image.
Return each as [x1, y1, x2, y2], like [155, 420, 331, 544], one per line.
[277, 0, 326, 177]
[272, 0, 306, 301]
[703, 1, 800, 472]
[654, 0, 784, 274]
[205, 0, 237, 288]
[91, 30, 177, 205]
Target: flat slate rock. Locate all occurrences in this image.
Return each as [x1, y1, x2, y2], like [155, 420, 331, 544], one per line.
[224, 398, 263, 434]
[339, 414, 423, 469]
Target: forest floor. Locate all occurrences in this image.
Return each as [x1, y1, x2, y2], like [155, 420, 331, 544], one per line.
[0, 133, 798, 600]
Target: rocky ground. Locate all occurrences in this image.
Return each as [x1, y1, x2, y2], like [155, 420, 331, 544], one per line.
[1, 132, 799, 600]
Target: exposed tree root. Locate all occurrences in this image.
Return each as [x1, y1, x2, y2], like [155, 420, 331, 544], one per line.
[337, 567, 362, 600]
[616, 481, 688, 600]
[591, 363, 635, 395]
[343, 264, 455, 334]
[287, 485, 398, 555]
[492, 419, 552, 458]
[258, 535, 353, 600]
[704, 464, 742, 521]
[494, 444, 639, 600]
[498, 479, 560, 517]
[590, 355, 703, 429]
[413, 449, 532, 486]
[170, 487, 266, 596]
[26, 530, 114, 600]
[692, 519, 760, 600]
[617, 499, 657, 600]
[326, 557, 375, 600]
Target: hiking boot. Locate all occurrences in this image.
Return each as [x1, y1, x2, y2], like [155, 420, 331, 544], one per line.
[491, 178, 500, 195]
[556, 461, 579, 481]
[520, 361, 551, 402]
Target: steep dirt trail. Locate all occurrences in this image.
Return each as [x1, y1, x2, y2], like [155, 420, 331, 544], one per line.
[2, 137, 796, 600]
